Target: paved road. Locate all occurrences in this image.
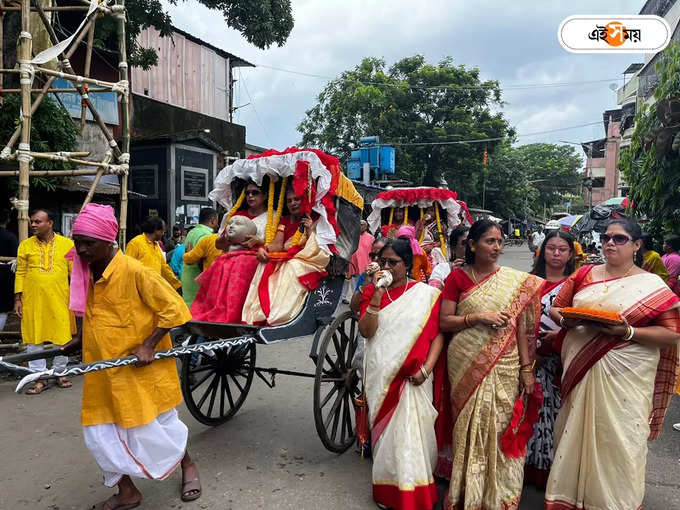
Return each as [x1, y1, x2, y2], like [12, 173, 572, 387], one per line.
[1, 245, 679, 509]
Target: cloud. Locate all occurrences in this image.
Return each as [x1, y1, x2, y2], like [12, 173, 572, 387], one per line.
[163, 0, 645, 156]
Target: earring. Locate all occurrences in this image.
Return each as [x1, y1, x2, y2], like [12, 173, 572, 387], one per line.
[471, 247, 476, 252]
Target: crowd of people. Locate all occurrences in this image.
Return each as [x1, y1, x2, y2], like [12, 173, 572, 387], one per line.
[3, 193, 680, 509]
[349, 210, 680, 510]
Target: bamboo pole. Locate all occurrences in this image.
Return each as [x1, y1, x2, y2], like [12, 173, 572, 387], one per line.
[2, 5, 94, 10]
[33, 66, 118, 89]
[0, 169, 104, 176]
[1, 17, 96, 153]
[81, 24, 95, 130]
[0, 87, 110, 93]
[17, 0, 32, 241]
[116, 0, 130, 249]
[81, 152, 113, 210]
[0, 0, 4, 107]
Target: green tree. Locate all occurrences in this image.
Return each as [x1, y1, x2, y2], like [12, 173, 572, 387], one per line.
[0, 95, 80, 192]
[95, 0, 294, 69]
[619, 42, 680, 233]
[514, 143, 582, 208]
[482, 143, 537, 218]
[297, 55, 514, 203]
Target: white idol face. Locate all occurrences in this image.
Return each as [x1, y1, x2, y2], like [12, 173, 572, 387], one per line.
[226, 215, 257, 244]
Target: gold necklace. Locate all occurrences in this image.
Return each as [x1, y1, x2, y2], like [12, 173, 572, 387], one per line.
[470, 266, 495, 283]
[602, 263, 635, 293]
[385, 278, 411, 303]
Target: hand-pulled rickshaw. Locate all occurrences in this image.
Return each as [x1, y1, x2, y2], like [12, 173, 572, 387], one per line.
[366, 187, 473, 259]
[0, 148, 366, 454]
[179, 148, 365, 453]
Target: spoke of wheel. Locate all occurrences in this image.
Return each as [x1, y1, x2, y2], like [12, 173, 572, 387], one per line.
[207, 376, 219, 417]
[340, 395, 349, 443]
[324, 386, 347, 431]
[332, 333, 346, 370]
[190, 370, 215, 392]
[219, 374, 226, 417]
[343, 391, 353, 439]
[320, 376, 344, 383]
[229, 373, 244, 393]
[325, 354, 341, 374]
[331, 394, 342, 442]
[189, 363, 217, 375]
[319, 382, 340, 409]
[339, 323, 349, 354]
[197, 374, 219, 409]
[223, 372, 235, 409]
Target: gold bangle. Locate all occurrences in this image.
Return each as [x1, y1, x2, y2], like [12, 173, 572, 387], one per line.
[520, 360, 535, 370]
[464, 314, 472, 328]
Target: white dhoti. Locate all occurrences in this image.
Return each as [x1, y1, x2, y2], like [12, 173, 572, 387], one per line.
[83, 408, 188, 487]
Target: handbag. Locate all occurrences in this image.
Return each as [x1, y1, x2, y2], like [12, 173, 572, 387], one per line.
[500, 383, 543, 458]
[353, 393, 370, 459]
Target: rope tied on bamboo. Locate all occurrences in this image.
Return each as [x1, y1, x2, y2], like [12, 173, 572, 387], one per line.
[118, 62, 128, 69]
[117, 153, 130, 164]
[105, 164, 128, 175]
[110, 4, 125, 19]
[52, 152, 70, 162]
[60, 59, 70, 70]
[18, 62, 34, 86]
[17, 143, 32, 165]
[10, 198, 29, 212]
[19, 31, 32, 41]
[111, 80, 129, 99]
[0, 147, 12, 160]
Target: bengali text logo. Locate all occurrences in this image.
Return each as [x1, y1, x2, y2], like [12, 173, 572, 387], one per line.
[559, 15, 670, 53]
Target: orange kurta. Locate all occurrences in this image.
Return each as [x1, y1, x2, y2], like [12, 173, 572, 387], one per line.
[81, 251, 192, 428]
[183, 233, 222, 271]
[125, 234, 181, 289]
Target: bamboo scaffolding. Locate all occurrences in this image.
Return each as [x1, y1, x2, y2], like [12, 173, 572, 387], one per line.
[81, 24, 95, 130]
[0, 0, 130, 244]
[116, 0, 129, 249]
[17, 0, 32, 242]
[0, 87, 110, 93]
[2, 16, 96, 154]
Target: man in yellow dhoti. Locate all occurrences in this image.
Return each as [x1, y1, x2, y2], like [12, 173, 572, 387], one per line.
[62, 204, 201, 509]
[125, 215, 182, 290]
[14, 209, 74, 393]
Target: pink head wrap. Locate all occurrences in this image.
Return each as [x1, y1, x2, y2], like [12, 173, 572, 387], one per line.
[396, 225, 423, 256]
[65, 203, 119, 316]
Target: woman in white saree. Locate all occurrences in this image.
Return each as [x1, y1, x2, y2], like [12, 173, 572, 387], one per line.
[546, 219, 680, 510]
[359, 238, 445, 510]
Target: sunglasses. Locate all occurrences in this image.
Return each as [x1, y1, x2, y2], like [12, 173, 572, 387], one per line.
[245, 189, 262, 196]
[600, 234, 632, 245]
[380, 257, 403, 267]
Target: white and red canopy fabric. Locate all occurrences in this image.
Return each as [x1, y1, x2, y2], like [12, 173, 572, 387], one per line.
[210, 147, 342, 250]
[366, 187, 473, 234]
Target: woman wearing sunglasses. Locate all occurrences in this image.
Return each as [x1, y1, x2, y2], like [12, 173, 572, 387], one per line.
[524, 230, 575, 489]
[359, 238, 445, 510]
[545, 219, 680, 510]
[438, 219, 543, 509]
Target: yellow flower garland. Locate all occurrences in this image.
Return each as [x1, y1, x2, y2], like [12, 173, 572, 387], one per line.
[419, 208, 425, 243]
[388, 207, 394, 226]
[265, 177, 288, 245]
[403, 207, 408, 225]
[264, 179, 276, 245]
[289, 228, 305, 247]
[435, 205, 447, 259]
[223, 188, 246, 226]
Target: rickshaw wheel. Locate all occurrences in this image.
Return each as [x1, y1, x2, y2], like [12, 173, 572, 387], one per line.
[313, 310, 362, 453]
[181, 336, 256, 426]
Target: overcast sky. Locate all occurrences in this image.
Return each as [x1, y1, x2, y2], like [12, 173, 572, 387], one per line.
[163, 0, 644, 159]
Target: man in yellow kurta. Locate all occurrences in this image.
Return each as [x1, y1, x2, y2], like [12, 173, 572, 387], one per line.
[125, 215, 182, 290]
[182, 233, 222, 272]
[14, 209, 74, 393]
[61, 204, 201, 508]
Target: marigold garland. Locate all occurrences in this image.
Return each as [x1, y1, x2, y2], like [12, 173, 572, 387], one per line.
[435, 205, 447, 259]
[265, 176, 288, 245]
[289, 228, 305, 247]
[419, 208, 425, 243]
[223, 188, 246, 226]
[388, 207, 394, 226]
[403, 207, 408, 225]
[264, 179, 276, 245]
